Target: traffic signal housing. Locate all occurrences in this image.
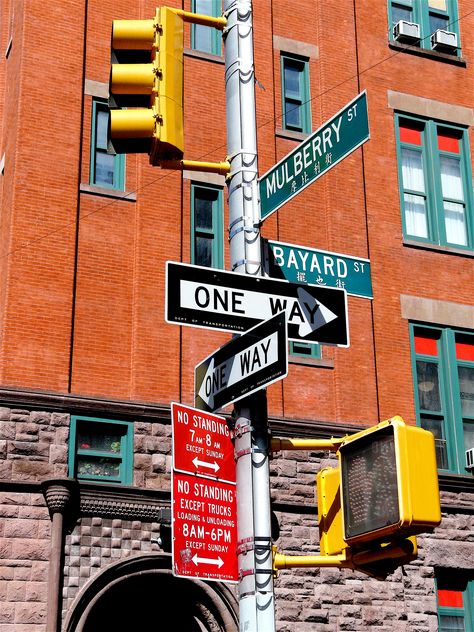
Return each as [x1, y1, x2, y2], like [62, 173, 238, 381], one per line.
[108, 7, 184, 165]
[317, 465, 418, 580]
[316, 416, 441, 579]
[338, 416, 441, 545]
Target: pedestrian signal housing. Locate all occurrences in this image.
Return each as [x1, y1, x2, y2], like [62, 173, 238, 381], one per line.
[338, 416, 441, 545]
[317, 465, 418, 580]
[108, 7, 184, 164]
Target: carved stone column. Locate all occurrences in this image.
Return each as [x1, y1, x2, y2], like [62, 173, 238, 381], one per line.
[41, 479, 78, 632]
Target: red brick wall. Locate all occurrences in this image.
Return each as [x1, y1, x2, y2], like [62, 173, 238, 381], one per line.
[0, 0, 472, 429]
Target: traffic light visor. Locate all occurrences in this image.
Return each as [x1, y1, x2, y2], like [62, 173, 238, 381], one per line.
[112, 19, 155, 50]
[109, 108, 155, 139]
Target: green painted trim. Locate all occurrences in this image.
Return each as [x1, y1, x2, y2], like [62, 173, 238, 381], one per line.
[90, 98, 125, 191]
[388, 0, 461, 55]
[289, 341, 321, 359]
[280, 53, 311, 134]
[436, 576, 474, 632]
[190, 182, 224, 269]
[395, 113, 473, 251]
[410, 323, 474, 475]
[191, 0, 222, 56]
[68, 416, 133, 486]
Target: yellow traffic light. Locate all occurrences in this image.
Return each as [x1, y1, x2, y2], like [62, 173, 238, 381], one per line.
[338, 416, 441, 545]
[317, 465, 419, 580]
[108, 7, 184, 164]
[317, 466, 346, 556]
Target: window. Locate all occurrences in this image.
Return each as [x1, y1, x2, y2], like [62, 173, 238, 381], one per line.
[410, 325, 474, 474]
[395, 115, 473, 250]
[290, 341, 321, 360]
[389, 0, 461, 55]
[191, 0, 222, 56]
[90, 98, 125, 190]
[436, 573, 474, 631]
[68, 416, 133, 485]
[281, 53, 311, 134]
[191, 183, 224, 268]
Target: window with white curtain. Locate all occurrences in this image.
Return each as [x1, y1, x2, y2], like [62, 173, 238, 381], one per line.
[395, 115, 472, 250]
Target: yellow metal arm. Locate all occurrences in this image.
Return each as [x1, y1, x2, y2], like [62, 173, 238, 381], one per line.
[160, 159, 231, 175]
[273, 548, 349, 572]
[173, 9, 227, 29]
[270, 436, 344, 454]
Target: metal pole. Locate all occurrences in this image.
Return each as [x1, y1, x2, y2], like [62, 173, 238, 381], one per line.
[223, 2, 276, 631]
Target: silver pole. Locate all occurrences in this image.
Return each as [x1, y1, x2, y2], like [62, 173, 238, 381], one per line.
[223, 2, 276, 631]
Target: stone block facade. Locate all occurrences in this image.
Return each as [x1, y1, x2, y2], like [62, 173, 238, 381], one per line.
[0, 400, 473, 630]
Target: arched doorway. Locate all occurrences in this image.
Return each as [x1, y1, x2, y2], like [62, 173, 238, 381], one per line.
[64, 553, 239, 631]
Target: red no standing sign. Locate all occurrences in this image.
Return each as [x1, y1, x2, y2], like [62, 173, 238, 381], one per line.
[171, 403, 238, 583]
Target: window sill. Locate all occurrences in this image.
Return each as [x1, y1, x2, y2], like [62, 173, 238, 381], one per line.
[438, 472, 474, 495]
[403, 238, 474, 258]
[184, 47, 224, 65]
[275, 128, 309, 142]
[388, 41, 467, 66]
[80, 183, 137, 202]
[289, 356, 334, 369]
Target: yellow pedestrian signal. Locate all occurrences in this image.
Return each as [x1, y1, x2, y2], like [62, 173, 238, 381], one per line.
[317, 465, 419, 580]
[108, 7, 184, 164]
[338, 416, 441, 545]
[317, 466, 346, 556]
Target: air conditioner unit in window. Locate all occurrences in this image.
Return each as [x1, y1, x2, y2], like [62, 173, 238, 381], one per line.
[393, 20, 420, 43]
[431, 29, 458, 52]
[466, 448, 474, 472]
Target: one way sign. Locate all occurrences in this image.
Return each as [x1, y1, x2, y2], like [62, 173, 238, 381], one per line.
[195, 312, 288, 413]
[166, 261, 349, 346]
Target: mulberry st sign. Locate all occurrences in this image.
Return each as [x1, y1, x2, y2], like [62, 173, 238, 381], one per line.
[259, 91, 369, 221]
[166, 261, 349, 346]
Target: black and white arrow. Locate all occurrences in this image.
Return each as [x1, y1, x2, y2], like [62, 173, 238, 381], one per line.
[197, 331, 278, 410]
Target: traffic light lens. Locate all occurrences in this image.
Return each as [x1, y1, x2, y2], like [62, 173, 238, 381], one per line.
[341, 426, 400, 540]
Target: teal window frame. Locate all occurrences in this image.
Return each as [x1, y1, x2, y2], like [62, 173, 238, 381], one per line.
[281, 53, 311, 134]
[436, 575, 474, 631]
[68, 416, 133, 485]
[289, 341, 321, 360]
[191, 0, 222, 56]
[395, 113, 473, 251]
[90, 98, 125, 191]
[410, 323, 474, 475]
[191, 182, 224, 269]
[388, 0, 461, 55]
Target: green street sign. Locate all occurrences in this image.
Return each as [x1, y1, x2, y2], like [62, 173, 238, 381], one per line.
[259, 91, 369, 221]
[264, 239, 373, 299]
